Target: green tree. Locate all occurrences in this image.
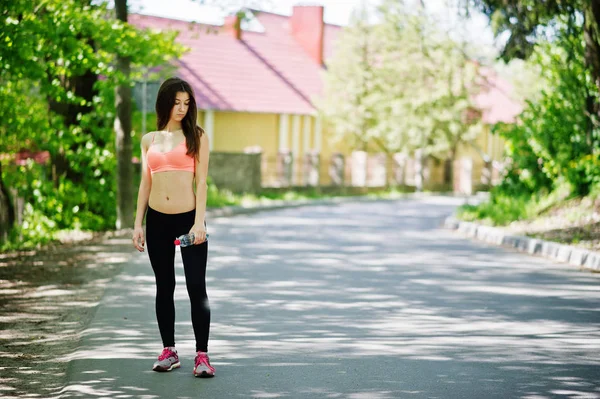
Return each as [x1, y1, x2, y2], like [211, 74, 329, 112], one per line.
[319, 0, 482, 188]
[495, 24, 600, 196]
[466, 1, 600, 196]
[467, 0, 600, 157]
[317, 5, 375, 151]
[0, 0, 183, 247]
[375, 1, 482, 186]
[114, 0, 134, 230]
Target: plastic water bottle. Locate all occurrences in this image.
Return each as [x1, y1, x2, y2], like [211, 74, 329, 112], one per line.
[174, 233, 209, 247]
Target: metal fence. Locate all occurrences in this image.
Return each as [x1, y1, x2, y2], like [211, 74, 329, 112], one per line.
[261, 151, 403, 188]
[260, 150, 504, 191]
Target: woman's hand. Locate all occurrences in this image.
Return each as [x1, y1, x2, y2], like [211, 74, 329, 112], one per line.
[132, 226, 145, 252]
[190, 223, 207, 245]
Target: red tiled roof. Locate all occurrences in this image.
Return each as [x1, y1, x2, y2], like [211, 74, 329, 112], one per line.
[473, 67, 522, 124]
[129, 12, 341, 115]
[130, 12, 520, 123]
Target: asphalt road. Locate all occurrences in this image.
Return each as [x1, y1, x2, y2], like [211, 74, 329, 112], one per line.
[63, 196, 600, 399]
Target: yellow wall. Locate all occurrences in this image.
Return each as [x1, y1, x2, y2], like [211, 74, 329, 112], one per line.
[385, 124, 507, 189]
[448, 125, 505, 188]
[427, 159, 447, 188]
[456, 125, 505, 163]
[208, 111, 333, 185]
[318, 122, 354, 184]
[211, 112, 279, 154]
[198, 110, 205, 129]
[203, 109, 506, 189]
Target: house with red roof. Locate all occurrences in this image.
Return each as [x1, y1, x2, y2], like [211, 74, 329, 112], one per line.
[455, 66, 524, 193]
[130, 6, 344, 188]
[129, 5, 522, 191]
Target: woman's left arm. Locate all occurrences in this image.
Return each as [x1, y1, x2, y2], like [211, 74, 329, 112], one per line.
[191, 133, 210, 244]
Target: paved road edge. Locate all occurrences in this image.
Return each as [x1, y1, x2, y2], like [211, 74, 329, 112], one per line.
[204, 192, 442, 218]
[444, 216, 600, 272]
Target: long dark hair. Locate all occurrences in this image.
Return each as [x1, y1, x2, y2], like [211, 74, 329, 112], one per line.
[155, 77, 204, 159]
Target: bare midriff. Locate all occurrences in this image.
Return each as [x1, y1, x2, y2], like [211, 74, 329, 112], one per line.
[148, 171, 196, 214]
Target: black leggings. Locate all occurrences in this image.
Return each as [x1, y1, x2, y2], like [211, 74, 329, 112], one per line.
[145, 206, 210, 352]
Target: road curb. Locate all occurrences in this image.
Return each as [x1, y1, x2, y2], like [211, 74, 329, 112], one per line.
[444, 216, 600, 272]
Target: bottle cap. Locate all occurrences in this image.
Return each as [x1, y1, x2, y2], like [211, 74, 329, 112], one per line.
[174, 239, 181, 245]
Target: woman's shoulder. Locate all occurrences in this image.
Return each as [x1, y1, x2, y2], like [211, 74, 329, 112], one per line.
[199, 128, 209, 143]
[141, 132, 157, 149]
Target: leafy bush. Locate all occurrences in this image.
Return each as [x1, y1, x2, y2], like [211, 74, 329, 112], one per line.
[457, 181, 573, 226]
[493, 22, 599, 198]
[457, 189, 533, 225]
[206, 177, 238, 208]
[4, 204, 57, 250]
[0, 1, 184, 250]
[566, 155, 600, 196]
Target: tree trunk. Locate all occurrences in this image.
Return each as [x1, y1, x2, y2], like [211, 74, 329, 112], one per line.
[0, 164, 15, 243]
[48, 69, 98, 184]
[583, 1, 600, 148]
[114, 0, 134, 230]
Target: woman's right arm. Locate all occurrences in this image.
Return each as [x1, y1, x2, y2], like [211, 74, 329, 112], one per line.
[133, 133, 153, 251]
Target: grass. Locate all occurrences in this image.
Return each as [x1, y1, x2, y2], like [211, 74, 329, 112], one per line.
[458, 194, 533, 226]
[207, 185, 413, 209]
[457, 184, 573, 226]
[456, 183, 600, 251]
[3, 185, 415, 253]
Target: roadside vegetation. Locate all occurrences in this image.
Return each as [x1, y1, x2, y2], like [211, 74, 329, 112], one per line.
[458, 184, 600, 251]
[0, 0, 435, 254]
[455, 2, 600, 251]
[0, 180, 411, 252]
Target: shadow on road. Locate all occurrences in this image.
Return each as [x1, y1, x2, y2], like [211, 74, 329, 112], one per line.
[60, 198, 600, 398]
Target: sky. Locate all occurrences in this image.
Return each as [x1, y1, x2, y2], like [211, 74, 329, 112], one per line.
[128, 0, 502, 59]
[126, 0, 499, 55]
[128, 0, 379, 26]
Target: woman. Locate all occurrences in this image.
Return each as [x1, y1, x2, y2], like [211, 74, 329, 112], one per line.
[132, 77, 214, 378]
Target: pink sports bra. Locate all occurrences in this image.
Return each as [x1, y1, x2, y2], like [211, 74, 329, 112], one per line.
[146, 133, 195, 174]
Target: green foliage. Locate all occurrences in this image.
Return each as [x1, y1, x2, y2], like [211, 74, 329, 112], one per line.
[318, 0, 482, 161]
[493, 23, 600, 197]
[566, 155, 600, 196]
[458, 182, 568, 225]
[466, 21, 599, 224]
[1, 0, 185, 248]
[0, 205, 57, 252]
[468, 1, 600, 198]
[316, 4, 375, 150]
[206, 182, 413, 209]
[458, 190, 532, 225]
[206, 177, 238, 208]
[468, 0, 583, 61]
[457, 180, 595, 234]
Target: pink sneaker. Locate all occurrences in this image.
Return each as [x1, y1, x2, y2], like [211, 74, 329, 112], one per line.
[152, 347, 180, 372]
[193, 352, 215, 378]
